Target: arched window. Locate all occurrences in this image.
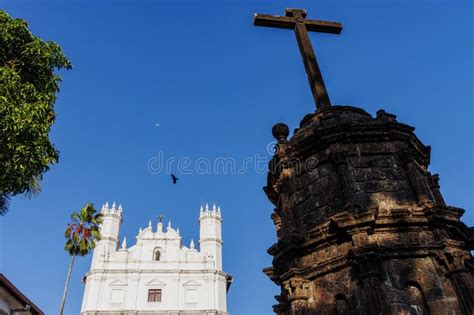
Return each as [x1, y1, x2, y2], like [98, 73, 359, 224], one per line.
[335, 294, 348, 315]
[153, 248, 161, 261]
[406, 281, 430, 315]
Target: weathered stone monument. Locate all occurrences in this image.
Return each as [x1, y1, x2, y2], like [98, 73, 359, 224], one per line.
[254, 8, 474, 315]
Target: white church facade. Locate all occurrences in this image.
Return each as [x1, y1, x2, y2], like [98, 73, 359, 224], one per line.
[80, 202, 232, 314]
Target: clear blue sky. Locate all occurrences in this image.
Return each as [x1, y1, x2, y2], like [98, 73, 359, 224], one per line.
[0, 1, 472, 314]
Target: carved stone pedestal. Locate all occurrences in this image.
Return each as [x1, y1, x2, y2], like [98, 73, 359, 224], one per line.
[264, 106, 474, 315]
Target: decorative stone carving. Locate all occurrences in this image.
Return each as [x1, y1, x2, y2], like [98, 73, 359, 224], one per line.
[283, 278, 311, 301]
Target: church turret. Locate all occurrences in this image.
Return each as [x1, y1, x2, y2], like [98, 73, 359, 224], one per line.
[91, 202, 122, 268]
[199, 203, 223, 270]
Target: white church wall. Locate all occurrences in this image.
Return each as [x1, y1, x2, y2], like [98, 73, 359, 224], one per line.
[81, 203, 231, 315]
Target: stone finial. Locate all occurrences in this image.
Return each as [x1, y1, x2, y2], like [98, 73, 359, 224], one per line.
[431, 174, 440, 186]
[121, 237, 127, 249]
[157, 222, 163, 232]
[200, 205, 204, 216]
[205, 203, 210, 213]
[112, 201, 116, 209]
[176, 228, 180, 234]
[148, 220, 152, 228]
[212, 203, 217, 211]
[217, 206, 221, 217]
[376, 109, 397, 122]
[168, 221, 172, 229]
[272, 123, 289, 143]
[105, 201, 109, 208]
[139, 227, 142, 233]
[118, 204, 122, 210]
[190, 239, 195, 250]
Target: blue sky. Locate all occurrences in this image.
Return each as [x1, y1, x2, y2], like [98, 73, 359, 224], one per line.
[0, 1, 472, 314]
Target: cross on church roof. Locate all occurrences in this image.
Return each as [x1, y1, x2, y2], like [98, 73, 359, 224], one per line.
[157, 214, 165, 223]
[254, 8, 343, 110]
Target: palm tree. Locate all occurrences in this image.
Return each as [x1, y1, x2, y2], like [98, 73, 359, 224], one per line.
[60, 203, 103, 315]
[0, 194, 10, 215]
[0, 176, 41, 215]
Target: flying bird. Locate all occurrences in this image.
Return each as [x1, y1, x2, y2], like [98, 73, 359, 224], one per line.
[171, 174, 179, 184]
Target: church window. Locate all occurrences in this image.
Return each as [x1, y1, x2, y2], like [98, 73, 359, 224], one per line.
[335, 294, 348, 315]
[110, 289, 124, 308]
[154, 248, 161, 261]
[185, 288, 198, 305]
[148, 289, 162, 302]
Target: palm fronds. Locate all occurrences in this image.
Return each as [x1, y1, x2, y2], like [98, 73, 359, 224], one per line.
[0, 194, 10, 215]
[0, 176, 41, 215]
[64, 203, 103, 257]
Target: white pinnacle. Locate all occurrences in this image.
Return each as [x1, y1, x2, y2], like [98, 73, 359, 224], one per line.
[121, 237, 127, 249]
[157, 221, 163, 232]
[190, 239, 195, 250]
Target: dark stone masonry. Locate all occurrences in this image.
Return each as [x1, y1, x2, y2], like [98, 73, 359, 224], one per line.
[263, 106, 474, 315]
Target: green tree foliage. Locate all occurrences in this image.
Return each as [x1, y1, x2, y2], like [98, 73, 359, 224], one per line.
[64, 203, 103, 256]
[60, 203, 102, 315]
[0, 10, 72, 214]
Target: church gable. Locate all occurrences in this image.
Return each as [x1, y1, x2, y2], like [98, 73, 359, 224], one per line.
[138, 226, 154, 239]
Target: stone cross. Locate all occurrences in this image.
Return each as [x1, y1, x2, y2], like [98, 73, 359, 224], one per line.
[254, 8, 342, 110]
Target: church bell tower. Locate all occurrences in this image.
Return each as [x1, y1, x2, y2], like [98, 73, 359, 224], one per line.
[91, 202, 122, 269]
[199, 203, 223, 271]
